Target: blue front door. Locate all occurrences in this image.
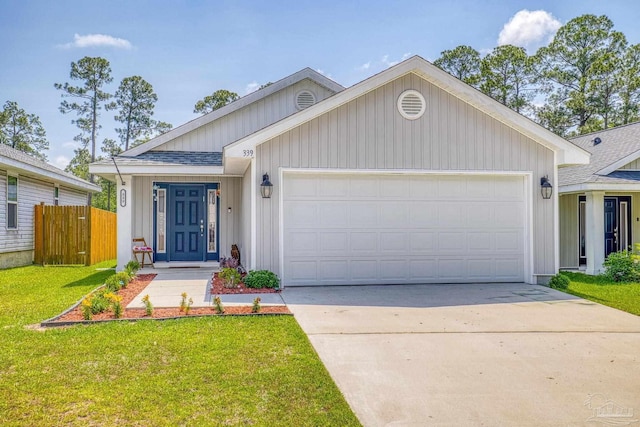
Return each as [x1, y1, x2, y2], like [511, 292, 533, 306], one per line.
[169, 185, 205, 261]
[604, 198, 617, 257]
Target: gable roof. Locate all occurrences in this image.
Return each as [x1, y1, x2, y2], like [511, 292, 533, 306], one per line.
[559, 122, 640, 191]
[0, 144, 99, 192]
[224, 55, 589, 167]
[121, 68, 345, 157]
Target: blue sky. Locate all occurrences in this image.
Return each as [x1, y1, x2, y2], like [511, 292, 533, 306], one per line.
[1, 0, 639, 169]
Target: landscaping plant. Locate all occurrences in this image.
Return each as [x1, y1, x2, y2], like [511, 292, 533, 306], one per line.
[141, 294, 153, 316]
[219, 267, 241, 288]
[252, 297, 261, 313]
[185, 297, 194, 314]
[603, 250, 640, 282]
[180, 292, 188, 312]
[81, 297, 93, 320]
[113, 271, 132, 289]
[104, 275, 122, 292]
[213, 296, 224, 314]
[124, 259, 140, 276]
[548, 273, 570, 290]
[244, 270, 280, 289]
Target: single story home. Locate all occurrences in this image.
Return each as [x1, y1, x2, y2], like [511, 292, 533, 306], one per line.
[0, 143, 100, 268]
[90, 56, 589, 286]
[559, 122, 640, 275]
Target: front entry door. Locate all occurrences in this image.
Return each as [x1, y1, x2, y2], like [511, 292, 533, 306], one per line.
[169, 185, 205, 261]
[604, 196, 632, 258]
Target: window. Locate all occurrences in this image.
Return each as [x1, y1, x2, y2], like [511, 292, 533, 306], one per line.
[7, 176, 17, 229]
[207, 189, 217, 252]
[54, 186, 59, 206]
[156, 189, 166, 253]
[578, 197, 586, 264]
[620, 201, 629, 251]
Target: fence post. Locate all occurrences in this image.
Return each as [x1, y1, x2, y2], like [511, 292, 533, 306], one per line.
[34, 203, 44, 264]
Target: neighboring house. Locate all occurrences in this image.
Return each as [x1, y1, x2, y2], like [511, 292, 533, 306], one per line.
[90, 56, 588, 286]
[0, 144, 100, 269]
[559, 122, 640, 275]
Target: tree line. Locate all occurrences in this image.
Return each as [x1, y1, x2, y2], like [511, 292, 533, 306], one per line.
[433, 14, 640, 136]
[2, 13, 638, 209]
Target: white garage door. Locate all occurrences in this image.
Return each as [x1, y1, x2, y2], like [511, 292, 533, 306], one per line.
[282, 173, 527, 286]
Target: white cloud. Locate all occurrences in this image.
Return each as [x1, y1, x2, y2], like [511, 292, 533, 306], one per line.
[357, 61, 371, 71]
[59, 33, 133, 49]
[53, 155, 69, 169]
[498, 10, 561, 51]
[315, 68, 333, 79]
[62, 141, 79, 149]
[245, 81, 260, 94]
[381, 53, 411, 68]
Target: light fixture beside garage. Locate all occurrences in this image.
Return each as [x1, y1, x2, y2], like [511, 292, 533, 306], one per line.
[260, 173, 273, 198]
[540, 176, 553, 199]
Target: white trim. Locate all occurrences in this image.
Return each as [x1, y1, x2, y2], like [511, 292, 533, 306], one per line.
[561, 182, 640, 193]
[225, 56, 590, 166]
[0, 157, 99, 192]
[620, 200, 629, 250]
[279, 168, 535, 285]
[156, 187, 167, 253]
[250, 158, 257, 270]
[90, 163, 225, 177]
[397, 89, 426, 120]
[553, 151, 559, 276]
[578, 198, 586, 261]
[121, 68, 344, 157]
[6, 174, 18, 230]
[597, 148, 640, 175]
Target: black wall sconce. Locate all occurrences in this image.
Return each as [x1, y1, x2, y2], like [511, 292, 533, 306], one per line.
[540, 176, 553, 200]
[261, 173, 273, 198]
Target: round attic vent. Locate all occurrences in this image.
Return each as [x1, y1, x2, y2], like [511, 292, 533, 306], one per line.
[295, 90, 316, 110]
[397, 90, 426, 120]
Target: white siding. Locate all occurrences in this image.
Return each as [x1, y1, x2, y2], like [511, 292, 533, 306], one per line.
[132, 176, 242, 258]
[620, 159, 640, 170]
[156, 80, 335, 153]
[255, 72, 556, 278]
[59, 186, 89, 205]
[559, 194, 579, 268]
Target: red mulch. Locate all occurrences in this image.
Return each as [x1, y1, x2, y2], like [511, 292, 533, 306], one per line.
[50, 273, 289, 324]
[211, 272, 281, 294]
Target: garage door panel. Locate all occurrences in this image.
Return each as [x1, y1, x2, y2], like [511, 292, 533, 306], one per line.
[283, 173, 526, 285]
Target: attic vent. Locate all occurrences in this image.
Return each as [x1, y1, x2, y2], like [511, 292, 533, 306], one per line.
[593, 137, 602, 146]
[397, 90, 426, 120]
[295, 90, 316, 110]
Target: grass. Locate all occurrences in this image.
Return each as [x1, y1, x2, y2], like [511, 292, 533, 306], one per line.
[560, 271, 640, 316]
[0, 262, 360, 426]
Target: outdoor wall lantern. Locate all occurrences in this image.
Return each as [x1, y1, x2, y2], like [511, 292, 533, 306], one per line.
[540, 176, 553, 200]
[260, 173, 273, 198]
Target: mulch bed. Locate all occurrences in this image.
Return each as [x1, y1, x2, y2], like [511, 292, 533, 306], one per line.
[46, 273, 290, 326]
[211, 272, 281, 294]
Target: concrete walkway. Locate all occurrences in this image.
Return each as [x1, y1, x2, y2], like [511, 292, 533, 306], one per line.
[282, 283, 640, 426]
[126, 267, 285, 309]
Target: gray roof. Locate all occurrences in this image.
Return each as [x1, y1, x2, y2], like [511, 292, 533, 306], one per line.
[94, 151, 223, 167]
[0, 143, 99, 191]
[559, 122, 640, 186]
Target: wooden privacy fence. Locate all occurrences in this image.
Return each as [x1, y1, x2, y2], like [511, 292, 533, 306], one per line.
[34, 204, 117, 266]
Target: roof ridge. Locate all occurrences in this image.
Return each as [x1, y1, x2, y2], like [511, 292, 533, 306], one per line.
[570, 120, 640, 140]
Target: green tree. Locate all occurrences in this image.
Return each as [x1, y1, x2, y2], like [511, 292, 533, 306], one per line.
[55, 57, 115, 185]
[114, 76, 169, 150]
[480, 45, 537, 114]
[65, 147, 91, 180]
[536, 14, 627, 133]
[433, 45, 481, 87]
[193, 89, 239, 115]
[0, 101, 48, 160]
[616, 44, 640, 125]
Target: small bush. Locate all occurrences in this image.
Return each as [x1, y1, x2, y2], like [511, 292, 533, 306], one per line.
[603, 251, 640, 282]
[220, 256, 240, 270]
[179, 292, 188, 312]
[90, 290, 111, 314]
[244, 270, 280, 289]
[125, 260, 140, 275]
[252, 297, 261, 313]
[81, 298, 93, 320]
[219, 267, 241, 288]
[114, 271, 132, 289]
[213, 296, 224, 314]
[548, 273, 570, 290]
[141, 295, 153, 316]
[104, 275, 122, 293]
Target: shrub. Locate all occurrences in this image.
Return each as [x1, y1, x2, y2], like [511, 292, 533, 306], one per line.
[220, 256, 240, 270]
[179, 292, 188, 312]
[141, 295, 153, 316]
[548, 273, 570, 290]
[114, 271, 132, 289]
[603, 251, 640, 282]
[81, 298, 93, 320]
[90, 290, 111, 314]
[104, 275, 122, 293]
[219, 267, 241, 288]
[125, 259, 140, 275]
[244, 270, 280, 289]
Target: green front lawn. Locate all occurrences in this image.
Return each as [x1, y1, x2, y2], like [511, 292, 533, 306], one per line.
[560, 271, 640, 316]
[0, 262, 360, 426]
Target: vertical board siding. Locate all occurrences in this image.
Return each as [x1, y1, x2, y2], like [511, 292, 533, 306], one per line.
[256, 73, 556, 276]
[240, 166, 252, 268]
[59, 186, 89, 205]
[559, 194, 579, 268]
[620, 159, 640, 170]
[133, 176, 242, 258]
[156, 80, 336, 153]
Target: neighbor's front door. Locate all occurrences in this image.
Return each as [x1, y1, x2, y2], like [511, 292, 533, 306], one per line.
[604, 196, 631, 258]
[169, 185, 206, 261]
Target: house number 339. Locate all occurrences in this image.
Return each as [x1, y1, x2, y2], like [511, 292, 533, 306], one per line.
[243, 149, 254, 157]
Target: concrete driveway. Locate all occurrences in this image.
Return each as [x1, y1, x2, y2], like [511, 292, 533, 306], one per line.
[282, 283, 640, 426]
